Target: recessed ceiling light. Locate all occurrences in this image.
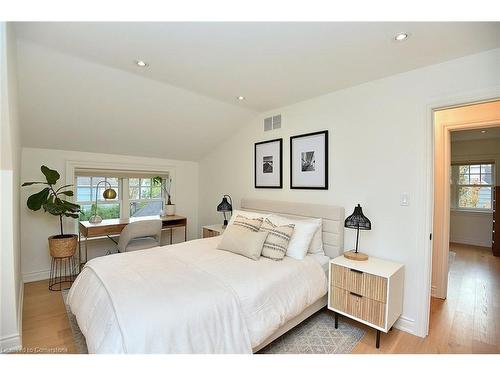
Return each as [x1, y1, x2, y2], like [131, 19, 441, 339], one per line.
[135, 60, 148, 67]
[237, 96, 245, 101]
[394, 32, 409, 42]
[481, 130, 487, 134]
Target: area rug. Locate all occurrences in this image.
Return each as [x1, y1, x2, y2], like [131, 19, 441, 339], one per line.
[62, 290, 364, 354]
[61, 289, 88, 354]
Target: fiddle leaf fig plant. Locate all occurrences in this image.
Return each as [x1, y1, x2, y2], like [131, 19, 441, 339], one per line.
[22, 165, 81, 236]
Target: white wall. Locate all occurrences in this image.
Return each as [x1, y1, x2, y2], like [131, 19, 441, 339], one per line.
[0, 22, 22, 352]
[21, 147, 199, 282]
[450, 211, 492, 247]
[198, 48, 500, 337]
[450, 137, 500, 247]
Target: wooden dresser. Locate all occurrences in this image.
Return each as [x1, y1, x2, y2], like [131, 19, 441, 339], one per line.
[328, 255, 404, 348]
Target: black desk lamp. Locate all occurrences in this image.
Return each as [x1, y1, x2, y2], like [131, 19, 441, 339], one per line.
[344, 204, 371, 261]
[217, 195, 233, 228]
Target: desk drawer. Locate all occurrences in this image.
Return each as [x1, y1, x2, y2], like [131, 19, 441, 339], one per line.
[331, 286, 386, 328]
[331, 264, 387, 303]
[86, 224, 125, 237]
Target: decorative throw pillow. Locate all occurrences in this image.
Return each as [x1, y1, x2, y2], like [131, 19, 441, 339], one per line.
[228, 209, 270, 226]
[268, 214, 321, 260]
[217, 225, 269, 260]
[232, 214, 264, 232]
[259, 218, 295, 261]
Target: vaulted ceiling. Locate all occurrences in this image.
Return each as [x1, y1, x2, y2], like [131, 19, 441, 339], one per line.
[14, 22, 500, 160]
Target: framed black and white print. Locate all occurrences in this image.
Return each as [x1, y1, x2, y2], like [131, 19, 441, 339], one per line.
[290, 130, 328, 189]
[255, 138, 283, 188]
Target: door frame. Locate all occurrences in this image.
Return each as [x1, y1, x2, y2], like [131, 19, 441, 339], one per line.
[418, 88, 500, 337]
[433, 101, 500, 299]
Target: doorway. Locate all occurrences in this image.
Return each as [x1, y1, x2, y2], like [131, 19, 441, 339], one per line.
[432, 100, 500, 299]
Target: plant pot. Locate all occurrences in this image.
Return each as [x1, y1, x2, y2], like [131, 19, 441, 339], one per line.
[165, 204, 176, 216]
[48, 234, 78, 258]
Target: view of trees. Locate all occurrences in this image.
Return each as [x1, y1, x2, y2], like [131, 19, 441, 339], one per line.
[455, 164, 493, 209]
[79, 204, 120, 221]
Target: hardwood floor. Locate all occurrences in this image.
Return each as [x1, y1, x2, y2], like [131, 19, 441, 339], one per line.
[21, 280, 76, 354]
[351, 243, 500, 353]
[19, 243, 499, 354]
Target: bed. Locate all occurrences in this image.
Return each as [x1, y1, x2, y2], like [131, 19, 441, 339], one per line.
[67, 199, 344, 353]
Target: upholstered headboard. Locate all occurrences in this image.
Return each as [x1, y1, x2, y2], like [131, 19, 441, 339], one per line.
[240, 198, 345, 258]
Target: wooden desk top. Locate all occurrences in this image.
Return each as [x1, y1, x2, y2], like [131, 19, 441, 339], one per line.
[79, 215, 187, 237]
[79, 215, 186, 229]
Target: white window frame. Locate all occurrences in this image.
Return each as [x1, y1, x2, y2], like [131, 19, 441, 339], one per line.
[451, 161, 495, 212]
[126, 177, 164, 219]
[75, 176, 122, 220]
[66, 160, 175, 231]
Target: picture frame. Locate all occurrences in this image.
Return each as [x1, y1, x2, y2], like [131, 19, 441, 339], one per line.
[254, 138, 283, 189]
[290, 130, 328, 189]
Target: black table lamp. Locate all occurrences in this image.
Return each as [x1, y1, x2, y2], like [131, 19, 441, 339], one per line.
[217, 195, 233, 227]
[344, 204, 371, 261]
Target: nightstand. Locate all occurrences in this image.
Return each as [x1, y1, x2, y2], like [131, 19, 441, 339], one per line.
[202, 224, 226, 238]
[327, 255, 404, 348]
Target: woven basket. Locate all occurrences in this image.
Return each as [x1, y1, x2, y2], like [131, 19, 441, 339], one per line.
[48, 234, 78, 258]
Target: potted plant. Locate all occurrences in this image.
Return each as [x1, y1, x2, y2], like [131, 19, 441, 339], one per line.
[153, 175, 175, 216]
[22, 165, 81, 258]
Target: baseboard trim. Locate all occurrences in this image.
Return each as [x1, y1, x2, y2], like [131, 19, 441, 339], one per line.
[23, 269, 50, 283]
[431, 285, 437, 297]
[394, 315, 417, 336]
[18, 279, 24, 347]
[450, 237, 491, 248]
[0, 333, 22, 353]
[0, 278, 24, 353]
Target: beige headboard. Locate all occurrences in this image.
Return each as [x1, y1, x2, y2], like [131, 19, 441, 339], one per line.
[240, 198, 345, 258]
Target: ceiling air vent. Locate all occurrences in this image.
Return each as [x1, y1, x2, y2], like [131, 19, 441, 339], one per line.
[272, 115, 281, 129]
[264, 117, 273, 131]
[264, 114, 282, 131]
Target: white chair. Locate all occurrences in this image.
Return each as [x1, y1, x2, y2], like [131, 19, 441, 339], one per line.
[116, 220, 162, 253]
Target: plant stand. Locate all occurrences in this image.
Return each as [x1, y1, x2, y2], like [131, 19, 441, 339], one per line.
[48, 254, 78, 291]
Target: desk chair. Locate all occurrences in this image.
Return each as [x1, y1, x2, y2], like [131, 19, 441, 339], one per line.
[116, 219, 162, 253]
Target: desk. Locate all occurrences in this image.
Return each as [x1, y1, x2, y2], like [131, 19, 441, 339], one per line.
[78, 215, 187, 267]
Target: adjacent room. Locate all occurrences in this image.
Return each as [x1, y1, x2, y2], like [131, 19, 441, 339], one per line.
[1, 13, 499, 363]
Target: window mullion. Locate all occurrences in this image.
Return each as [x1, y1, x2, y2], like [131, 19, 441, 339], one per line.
[122, 178, 130, 219]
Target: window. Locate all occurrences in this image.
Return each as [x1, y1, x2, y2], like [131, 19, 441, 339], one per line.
[75, 172, 168, 221]
[129, 178, 163, 217]
[76, 176, 120, 221]
[451, 163, 494, 210]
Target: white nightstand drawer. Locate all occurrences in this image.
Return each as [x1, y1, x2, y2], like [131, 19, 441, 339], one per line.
[331, 286, 386, 328]
[331, 264, 387, 303]
[202, 224, 226, 238]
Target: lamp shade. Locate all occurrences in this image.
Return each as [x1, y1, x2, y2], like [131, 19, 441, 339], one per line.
[217, 197, 232, 212]
[103, 188, 117, 200]
[344, 204, 371, 230]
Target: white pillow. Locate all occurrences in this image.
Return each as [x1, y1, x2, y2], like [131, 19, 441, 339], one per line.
[268, 214, 321, 260]
[308, 219, 324, 255]
[228, 209, 270, 226]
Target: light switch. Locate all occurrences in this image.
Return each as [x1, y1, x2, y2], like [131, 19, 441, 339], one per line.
[400, 192, 409, 206]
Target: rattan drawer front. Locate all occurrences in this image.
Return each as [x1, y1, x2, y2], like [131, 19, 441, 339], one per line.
[331, 286, 386, 328]
[332, 264, 387, 303]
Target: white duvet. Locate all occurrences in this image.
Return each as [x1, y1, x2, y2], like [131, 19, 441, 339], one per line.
[67, 236, 327, 354]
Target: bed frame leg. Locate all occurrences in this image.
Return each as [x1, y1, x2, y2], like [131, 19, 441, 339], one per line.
[334, 312, 338, 329]
[376, 330, 380, 349]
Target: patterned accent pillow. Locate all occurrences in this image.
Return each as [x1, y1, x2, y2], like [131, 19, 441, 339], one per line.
[259, 218, 295, 260]
[232, 214, 264, 232]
